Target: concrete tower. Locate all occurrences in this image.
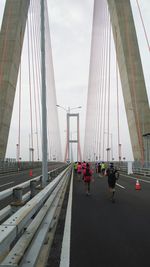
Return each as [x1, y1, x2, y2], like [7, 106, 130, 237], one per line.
[107, 0, 150, 162]
[0, 0, 30, 159]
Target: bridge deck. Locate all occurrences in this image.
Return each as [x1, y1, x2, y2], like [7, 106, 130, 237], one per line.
[70, 172, 150, 267]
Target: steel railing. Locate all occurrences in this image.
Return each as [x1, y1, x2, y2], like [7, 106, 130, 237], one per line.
[113, 161, 150, 177]
[0, 165, 67, 202]
[0, 165, 72, 266]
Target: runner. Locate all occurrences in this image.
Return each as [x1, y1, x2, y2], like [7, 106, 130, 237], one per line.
[77, 162, 82, 181]
[82, 163, 93, 195]
[106, 162, 119, 203]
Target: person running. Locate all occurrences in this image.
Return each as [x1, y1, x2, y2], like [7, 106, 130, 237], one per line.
[98, 162, 101, 174]
[82, 161, 86, 170]
[95, 162, 98, 173]
[83, 163, 93, 195]
[101, 162, 106, 175]
[77, 162, 82, 180]
[73, 162, 78, 173]
[106, 162, 119, 203]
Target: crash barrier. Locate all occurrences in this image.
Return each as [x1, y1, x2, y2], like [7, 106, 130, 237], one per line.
[132, 167, 150, 177]
[92, 161, 150, 177]
[0, 165, 72, 266]
[0, 164, 68, 219]
[114, 161, 150, 177]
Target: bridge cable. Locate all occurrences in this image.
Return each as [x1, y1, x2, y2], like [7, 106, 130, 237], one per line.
[83, 2, 95, 160]
[102, 9, 110, 160]
[17, 30, 23, 164]
[97, 3, 108, 161]
[94, 15, 103, 160]
[32, 0, 42, 137]
[96, 3, 107, 161]
[106, 16, 111, 162]
[115, 30, 121, 161]
[136, 0, 150, 51]
[27, 18, 34, 161]
[30, 0, 40, 160]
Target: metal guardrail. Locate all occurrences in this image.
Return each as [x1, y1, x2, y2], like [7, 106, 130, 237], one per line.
[114, 161, 150, 177]
[0, 165, 68, 226]
[0, 165, 66, 202]
[0, 165, 72, 266]
[132, 168, 150, 177]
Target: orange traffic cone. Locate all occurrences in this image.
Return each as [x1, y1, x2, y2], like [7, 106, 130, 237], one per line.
[135, 179, 141, 190]
[29, 169, 33, 177]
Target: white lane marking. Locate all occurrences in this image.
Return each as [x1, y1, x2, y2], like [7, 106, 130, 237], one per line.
[116, 183, 125, 189]
[121, 174, 150, 184]
[0, 181, 14, 188]
[59, 171, 73, 267]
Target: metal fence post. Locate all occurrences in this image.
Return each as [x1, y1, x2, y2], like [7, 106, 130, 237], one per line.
[30, 181, 37, 198]
[12, 188, 23, 206]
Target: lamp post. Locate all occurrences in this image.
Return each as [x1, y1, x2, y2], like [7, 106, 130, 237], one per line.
[29, 132, 40, 162]
[35, 131, 40, 161]
[16, 144, 19, 162]
[16, 144, 21, 171]
[104, 132, 113, 161]
[29, 134, 34, 162]
[119, 143, 122, 161]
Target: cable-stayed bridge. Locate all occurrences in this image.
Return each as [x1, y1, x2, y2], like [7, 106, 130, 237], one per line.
[0, 1, 150, 266]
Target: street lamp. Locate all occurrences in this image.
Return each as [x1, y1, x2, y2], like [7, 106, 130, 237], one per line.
[29, 132, 40, 162]
[119, 143, 122, 161]
[56, 104, 82, 113]
[29, 134, 34, 162]
[34, 131, 40, 161]
[104, 132, 113, 161]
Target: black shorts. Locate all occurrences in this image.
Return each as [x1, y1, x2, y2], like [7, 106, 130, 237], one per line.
[108, 183, 115, 189]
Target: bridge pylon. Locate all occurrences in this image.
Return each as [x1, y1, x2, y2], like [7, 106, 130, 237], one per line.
[107, 0, 150, 163]
[0, 0, 30, 159]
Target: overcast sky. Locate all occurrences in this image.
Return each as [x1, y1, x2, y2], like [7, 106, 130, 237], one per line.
[0, 0, 149, 161]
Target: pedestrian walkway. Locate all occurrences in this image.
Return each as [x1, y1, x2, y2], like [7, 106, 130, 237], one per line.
[70, 172, 150, 267]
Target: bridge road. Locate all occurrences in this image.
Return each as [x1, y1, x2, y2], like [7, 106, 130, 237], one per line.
[70, 171, 150, 267]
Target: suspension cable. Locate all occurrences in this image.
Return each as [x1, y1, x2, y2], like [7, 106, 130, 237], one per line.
[97, 3, 107, 161]
[102, 8, 109, 160]
[27, 18, 34, 161]
[33, 0, 42, 138]
[136, 0, 150, 51]
[106, 18, 111, 162]
[30, 0, 40, 161]
[17, 30, 22, 163]
[94, 18, 104, 160]
[115, 29, 121, 161]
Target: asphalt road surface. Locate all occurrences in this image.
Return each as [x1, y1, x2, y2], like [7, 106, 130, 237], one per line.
[70, 171, 150, 267]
